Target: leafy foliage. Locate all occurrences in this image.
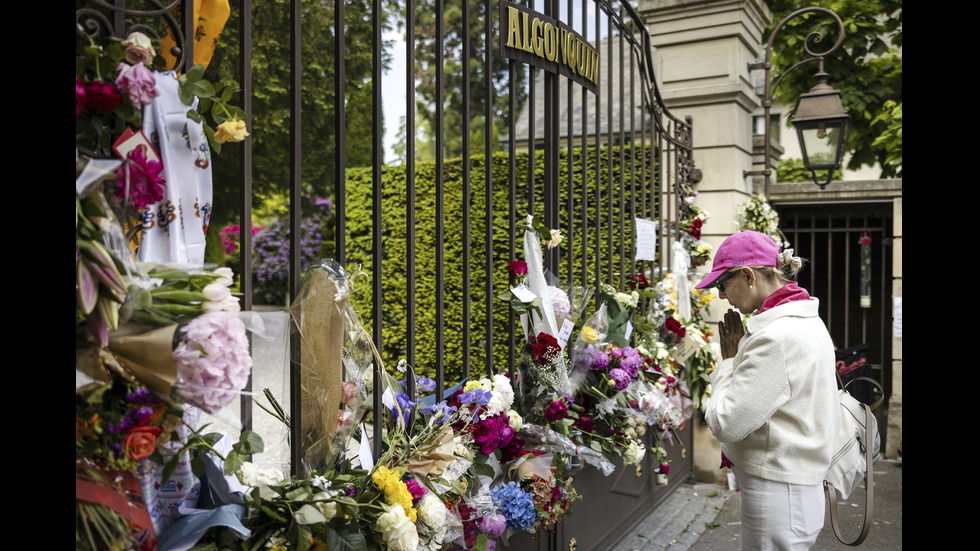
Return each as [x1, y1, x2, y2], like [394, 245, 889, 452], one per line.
[408, 0, 528, 161]
[343, 145, 656, 384]
[204, 0, 397, 230]
[766, 0, 902, 177]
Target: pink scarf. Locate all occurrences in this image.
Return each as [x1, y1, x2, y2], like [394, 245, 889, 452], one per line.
[758, 281, 810, 314]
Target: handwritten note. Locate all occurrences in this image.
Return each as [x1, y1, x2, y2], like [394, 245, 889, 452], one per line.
[635, 218, 658, 261]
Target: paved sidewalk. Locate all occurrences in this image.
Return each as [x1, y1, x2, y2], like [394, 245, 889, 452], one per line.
[609, 458, 902, 550]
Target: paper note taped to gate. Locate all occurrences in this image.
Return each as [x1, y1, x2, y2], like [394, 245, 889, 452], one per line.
[635, 218, 658, 261]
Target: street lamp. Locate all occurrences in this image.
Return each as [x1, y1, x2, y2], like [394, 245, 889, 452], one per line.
[746, 7, 849, 196]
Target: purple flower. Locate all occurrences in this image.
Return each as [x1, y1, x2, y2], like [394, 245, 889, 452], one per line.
[391, 391, 415, 425]
[592, 352, 610, 371]
[459, 388, 492, 407]
[609, 368, 630, 391]
[479, 512, 507, 537]
[620, 355, 643, 378]
[404, 478, 427, 500]
[419, 401, 457, 424]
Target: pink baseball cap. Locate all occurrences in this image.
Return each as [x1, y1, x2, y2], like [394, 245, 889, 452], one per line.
[695, 230, 780, 289]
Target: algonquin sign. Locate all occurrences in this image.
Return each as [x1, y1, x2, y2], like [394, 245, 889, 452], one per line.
[499, 0, 599, 94]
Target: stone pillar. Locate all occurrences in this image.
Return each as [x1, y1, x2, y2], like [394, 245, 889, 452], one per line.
[887, 197, 902, 460]
[639, 0, 771, 485]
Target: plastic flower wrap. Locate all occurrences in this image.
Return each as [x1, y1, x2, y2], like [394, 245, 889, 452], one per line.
[598, 282, 640, 347]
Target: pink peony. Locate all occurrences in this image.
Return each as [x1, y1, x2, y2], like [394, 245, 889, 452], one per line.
[470, 413, 514, 455]
[114, 146, 166, 210]
[609, 368, 630, 391]
[173, 312, 252, 413]
[115, 62, 160, 109]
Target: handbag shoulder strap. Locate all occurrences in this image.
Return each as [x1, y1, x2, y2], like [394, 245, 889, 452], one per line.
[825, 402, 875, 546]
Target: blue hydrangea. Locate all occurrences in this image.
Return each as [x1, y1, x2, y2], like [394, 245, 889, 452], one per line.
[491, 481, 536, 531]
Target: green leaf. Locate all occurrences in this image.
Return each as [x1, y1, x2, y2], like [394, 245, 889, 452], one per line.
[234, 430, 265, 454]
[326, 527, 368, 551]
[224, 450, 245, 476]
[185, 64, 207, 82]
[294, 504, 326, 525]
[191, 453, 208, 478]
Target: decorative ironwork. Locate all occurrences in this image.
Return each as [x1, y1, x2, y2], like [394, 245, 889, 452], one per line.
[76, 0, 187, 71]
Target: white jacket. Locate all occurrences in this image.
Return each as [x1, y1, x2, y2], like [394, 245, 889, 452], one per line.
[706, 299, 840, 486]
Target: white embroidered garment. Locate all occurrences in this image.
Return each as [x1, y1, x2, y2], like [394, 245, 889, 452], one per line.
[138, 71, 213, 264]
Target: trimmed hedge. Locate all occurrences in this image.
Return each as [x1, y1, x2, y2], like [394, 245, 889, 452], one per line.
[344, 145, 658, 384]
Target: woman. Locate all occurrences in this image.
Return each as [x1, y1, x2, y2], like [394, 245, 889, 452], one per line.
[696, 230, 839, 550]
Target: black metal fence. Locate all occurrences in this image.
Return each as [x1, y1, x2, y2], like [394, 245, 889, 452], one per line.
[76, 0, 696, 478]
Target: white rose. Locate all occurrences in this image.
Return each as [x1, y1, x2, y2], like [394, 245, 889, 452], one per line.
[377, 506, 419, 551]
[545, 228, 564, 249]
[416, 492, 447, 527]
[506, 409, 523, 431]
[237, 461, 284, 500]
[624, 441, 646, 466]
[313, 492, 338, 521]
[122, 32, 155, 65]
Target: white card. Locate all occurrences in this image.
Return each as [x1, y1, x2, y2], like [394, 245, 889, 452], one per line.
[511, 283, 537, 303]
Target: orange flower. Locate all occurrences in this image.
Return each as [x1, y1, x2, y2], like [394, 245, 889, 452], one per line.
[75, 413, 101, 441]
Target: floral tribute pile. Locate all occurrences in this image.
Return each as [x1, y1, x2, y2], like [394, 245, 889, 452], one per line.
[76, 185, 263, 550]
[165, 212, 718, 551]
[77, 25, 260, 551]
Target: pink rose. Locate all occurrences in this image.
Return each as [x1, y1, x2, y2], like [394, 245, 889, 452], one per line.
[115, 62, 160, 109]
[341, 381, 360, 407]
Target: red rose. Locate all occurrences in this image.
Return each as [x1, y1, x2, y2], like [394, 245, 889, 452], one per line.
[664, 318, 686, 341]
[507, 260, 528, 278]
[688, 218, 703, 239]
[628, 274, 649, 290]
[84, 80, 123, 112]
[124, 425, 162, 461]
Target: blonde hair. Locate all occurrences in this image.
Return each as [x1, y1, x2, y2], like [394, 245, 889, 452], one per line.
[747, 249, 805, 284]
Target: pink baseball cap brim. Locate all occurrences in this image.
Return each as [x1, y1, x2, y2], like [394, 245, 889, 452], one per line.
[694, 230, 780, 290]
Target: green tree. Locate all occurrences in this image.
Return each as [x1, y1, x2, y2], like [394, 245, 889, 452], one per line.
[409, 0, 527, 161]
[766, 0, 902, 178]
[205, 0, 395, 231]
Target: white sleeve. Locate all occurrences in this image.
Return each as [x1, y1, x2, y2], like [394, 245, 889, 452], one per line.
[704, 333, 791, 443]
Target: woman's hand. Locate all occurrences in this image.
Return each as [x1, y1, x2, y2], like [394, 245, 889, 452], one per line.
[718, 309, 744, 360]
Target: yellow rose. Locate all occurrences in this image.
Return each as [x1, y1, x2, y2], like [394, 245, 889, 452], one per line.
[580, 326, 599, 344]
[214, 119, 250, 143]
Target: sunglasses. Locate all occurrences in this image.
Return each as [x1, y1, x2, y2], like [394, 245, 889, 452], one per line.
[714, 269, 738, 293]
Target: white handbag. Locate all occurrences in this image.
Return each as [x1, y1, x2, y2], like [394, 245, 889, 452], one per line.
[824, 375, 882, 546]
